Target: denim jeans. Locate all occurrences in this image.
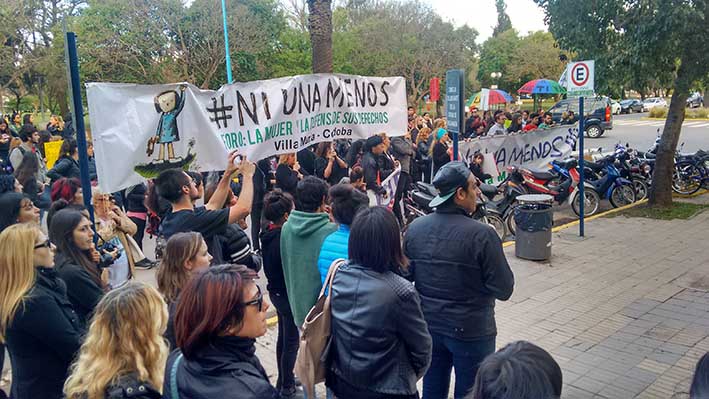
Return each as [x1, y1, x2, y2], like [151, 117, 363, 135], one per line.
[422, 333, 496, 399]
[270, 291, 299, 393]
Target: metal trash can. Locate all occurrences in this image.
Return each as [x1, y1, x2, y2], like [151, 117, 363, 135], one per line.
[514, 194, 553, 261]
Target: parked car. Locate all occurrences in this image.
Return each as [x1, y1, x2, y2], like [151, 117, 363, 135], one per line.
[687, 92, 704, 108]
[548, 97, 612, 138]
[619, 99, 644, 114]
[642, 97, 668, 111]
[611, 100, 621, 115]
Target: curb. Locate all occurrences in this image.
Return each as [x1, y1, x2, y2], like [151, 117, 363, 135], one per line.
[266, 190, 707, 328]
[642, 118, 709, 121]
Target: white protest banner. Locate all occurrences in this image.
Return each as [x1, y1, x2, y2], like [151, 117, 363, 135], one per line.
[375, 167, 401, 209]
[87, 74, 407, 193]
[459, 125, 579, 185]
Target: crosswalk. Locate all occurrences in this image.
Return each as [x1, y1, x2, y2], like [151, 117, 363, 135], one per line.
[613, 119, 709, 128]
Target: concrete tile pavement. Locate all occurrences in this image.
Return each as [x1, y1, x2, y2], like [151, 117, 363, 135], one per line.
[4, 204, 707, 399]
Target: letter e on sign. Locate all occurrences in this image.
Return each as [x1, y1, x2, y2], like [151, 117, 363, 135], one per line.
[567, 60, 594, 96]
[571, 63, 589, 86]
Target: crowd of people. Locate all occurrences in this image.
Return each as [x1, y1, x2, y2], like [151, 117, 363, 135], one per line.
[0, 106, 707, 399]
[460, 107, 576, 139]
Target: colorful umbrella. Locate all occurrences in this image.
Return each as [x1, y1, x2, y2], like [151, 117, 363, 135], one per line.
[517, 79, 566, 95]
[466, 88, 514, 109]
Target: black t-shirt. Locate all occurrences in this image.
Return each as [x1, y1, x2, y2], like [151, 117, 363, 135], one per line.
[314, 156, 348, 185]
[160, 207, 229, 247]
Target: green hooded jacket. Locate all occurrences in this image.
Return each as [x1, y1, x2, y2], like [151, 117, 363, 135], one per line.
[280, 210, 337, 326]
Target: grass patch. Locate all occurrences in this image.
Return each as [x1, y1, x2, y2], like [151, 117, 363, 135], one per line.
[648, 107, 709, 119]
[609, 202, 709, 220]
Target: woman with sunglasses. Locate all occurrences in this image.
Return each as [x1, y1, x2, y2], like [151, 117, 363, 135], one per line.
[0, 223, 83, 399]
[164, 264, 277, 399]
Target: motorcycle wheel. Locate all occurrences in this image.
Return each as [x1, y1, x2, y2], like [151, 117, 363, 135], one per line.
[672, 163, 702, 195]
[631, 177, 649, 201]
[486, 213, 506, 240]
[572, 189, 600, 217]
[610, 184, 637, 207]
[505, 210, 516, 237]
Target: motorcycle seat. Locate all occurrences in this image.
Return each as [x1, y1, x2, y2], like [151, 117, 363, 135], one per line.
[528, 170, 557, 180]
[554, 159, 578, 170]
[584, 160, 605, 172]
[480, 184, 498, 201]
[639, 152, 656, 159]
[416, 182, 438, 196]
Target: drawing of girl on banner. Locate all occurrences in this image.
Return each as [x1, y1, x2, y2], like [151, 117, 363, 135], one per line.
[149, 84, 186, 162]
[134, 84, 195, 178]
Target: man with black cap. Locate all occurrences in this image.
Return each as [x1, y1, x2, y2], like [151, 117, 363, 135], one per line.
[361, 135, 388, 206]
[403, 161, 514, 399]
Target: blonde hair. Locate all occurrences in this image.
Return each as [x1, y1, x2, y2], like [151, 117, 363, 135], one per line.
[64, 282, 168, 399]
[416, 127, 431, 145]
[0, 224, 40, 343]
[278, 153, 295, 165]
[156, 232, 204, 303]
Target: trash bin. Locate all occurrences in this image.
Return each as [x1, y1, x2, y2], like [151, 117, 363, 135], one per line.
[514, 194, 553, 261]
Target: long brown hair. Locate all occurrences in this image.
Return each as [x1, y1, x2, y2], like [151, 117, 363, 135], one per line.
[174, 264, 257, 358]
[156, 232, 204, 303]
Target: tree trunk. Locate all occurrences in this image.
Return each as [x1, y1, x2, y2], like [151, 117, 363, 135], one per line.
[648, 62, 692, 207]
[307, 0, 333, 73]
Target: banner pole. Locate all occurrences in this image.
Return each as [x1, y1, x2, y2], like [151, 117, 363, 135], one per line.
[65, 32, 96, 230]
[578, 96, 585, 237]
[221, 0, 234, 84]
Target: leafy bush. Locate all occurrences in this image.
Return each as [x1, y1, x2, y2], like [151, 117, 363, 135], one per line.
[649, 107, 668, 118]
[649, 107, 709, 119]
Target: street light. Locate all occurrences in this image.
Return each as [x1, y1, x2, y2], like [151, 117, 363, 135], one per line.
[490, 72, 502, 89]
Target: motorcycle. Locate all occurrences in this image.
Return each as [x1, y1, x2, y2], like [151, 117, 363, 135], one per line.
[582, 154, 637, 207]
[507, 159, 600, 218]
[478, 179, 527, 237]
[403, 181, 503, 238]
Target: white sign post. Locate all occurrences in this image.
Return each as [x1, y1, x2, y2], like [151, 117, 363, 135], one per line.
[566, 60, 595, 97]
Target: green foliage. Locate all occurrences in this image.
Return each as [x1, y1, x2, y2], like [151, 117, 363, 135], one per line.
[612, 202, 708, 220]
[492, 0, 513, 37]
[477, 30, 566, 94]
[649, 107, 709, 119]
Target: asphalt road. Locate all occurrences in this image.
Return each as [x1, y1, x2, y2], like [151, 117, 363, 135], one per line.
[590, 111, 708, 153]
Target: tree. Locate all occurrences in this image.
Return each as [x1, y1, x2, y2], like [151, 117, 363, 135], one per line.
[535, 0, 709, 207]
[307, 0, 333, 73]
[492, 0, 512, 37]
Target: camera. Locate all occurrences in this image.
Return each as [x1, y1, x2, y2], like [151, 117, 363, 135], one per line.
[97, 242, 122, 269]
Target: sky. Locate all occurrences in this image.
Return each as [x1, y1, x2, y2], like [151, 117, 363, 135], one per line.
[423, 0, 548, 43]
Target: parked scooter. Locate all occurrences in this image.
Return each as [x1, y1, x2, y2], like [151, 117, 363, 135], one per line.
[582, 154, 637, 207]
[507, 159, 600, 217]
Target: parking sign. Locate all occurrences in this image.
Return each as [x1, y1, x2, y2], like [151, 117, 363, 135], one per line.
[567, 60, 594, 96]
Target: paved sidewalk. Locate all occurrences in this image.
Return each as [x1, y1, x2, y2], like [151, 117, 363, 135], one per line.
[256, 206, 709, 398]
[4, 202, 707, 398]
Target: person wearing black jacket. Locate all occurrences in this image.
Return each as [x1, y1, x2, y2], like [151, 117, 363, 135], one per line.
[390, 132, 415, 225]
[47, 138, 81, 183]
[297, 144, 317, 176]
[403, 162, 514, 399]
[361, 135, 388, 206]
[49, 209, 107, 326]
[275, 153, 302, 200]
[470, 153, 492, 182]
[431, 128, 451, 176]
[260, 189, 299, 398]
[251, 157, 275, 251]
[163, 265, 277, 399]
[0, 224, 83, 399]
[326, 207, 432, 399]
[125, 182, 148, 251]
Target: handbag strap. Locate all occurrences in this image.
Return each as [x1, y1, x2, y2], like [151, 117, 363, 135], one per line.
[318, 258, 345, 297]
[170, 353, 183, 399]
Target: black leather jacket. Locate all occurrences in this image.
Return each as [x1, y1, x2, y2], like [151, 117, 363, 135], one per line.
[361, 151, 384, 194]
[105, 373, 162, 399]
[327, 263, 432, 396]
[404, 205, 514, 340]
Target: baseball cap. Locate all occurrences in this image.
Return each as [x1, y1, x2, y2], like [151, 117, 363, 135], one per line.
[429, 161, 471, 208]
